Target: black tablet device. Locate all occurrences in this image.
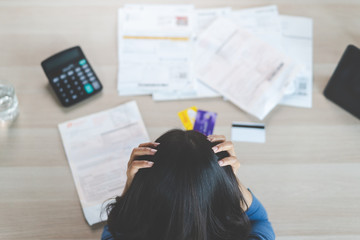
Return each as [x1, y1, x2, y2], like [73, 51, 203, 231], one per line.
[323, 45, 360, 119]
[41, 46, 103, 107]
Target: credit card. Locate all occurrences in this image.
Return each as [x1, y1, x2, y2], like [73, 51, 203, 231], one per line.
[193, 110, 217, 136]
[178, 106, 198, 130]
[231, 122, 265, 143]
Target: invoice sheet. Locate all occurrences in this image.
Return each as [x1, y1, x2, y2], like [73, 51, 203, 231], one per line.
[230, 6, 307, 99]
[58, 101, 149, 225]
[195, 18, 301, 120]
[152, 8, 231, 101]
[279, 15, 313, 108]
[117, 5, 196, 96]
[230, 5, 283, 50]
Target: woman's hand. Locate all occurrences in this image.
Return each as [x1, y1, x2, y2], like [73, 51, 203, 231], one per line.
[208, 134, 253, 210]
[207, 135, 240, 173]
[122, 142, 159, 195]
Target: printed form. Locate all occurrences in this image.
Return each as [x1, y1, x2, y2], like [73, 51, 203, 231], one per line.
[195, 18, 301, 120]
[230, 5, 283, 50]
[153, 8, 231, 101]
[58, 101, 149, 225]
[279, 15, 313, 108]
[230, 6, 313, 108]
[117, 5, 195, 96]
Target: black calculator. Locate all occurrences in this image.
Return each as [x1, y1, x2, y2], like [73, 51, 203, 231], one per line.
[41, 46, 103, 107]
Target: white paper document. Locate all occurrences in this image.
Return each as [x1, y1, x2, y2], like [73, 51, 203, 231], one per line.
[279, 15, 313, 108]
[231, 122, 266, 143]
[58, 101, 150, 225]
[229, 6, 298, 97]
[152, 7, 231, 101]
[195, 18, 301, 120]
[230, 5, 283, 50]
[117, 5, 196, 96]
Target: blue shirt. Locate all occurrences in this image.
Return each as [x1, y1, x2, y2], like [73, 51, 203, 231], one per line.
[101, 191, 275, 240]
[246, 192, 275, 240]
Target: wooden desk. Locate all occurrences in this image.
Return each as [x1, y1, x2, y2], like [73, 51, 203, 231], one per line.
[1, 1, 359, 239]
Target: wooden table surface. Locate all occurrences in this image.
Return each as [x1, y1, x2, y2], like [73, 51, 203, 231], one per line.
[1, 0, 360, 239]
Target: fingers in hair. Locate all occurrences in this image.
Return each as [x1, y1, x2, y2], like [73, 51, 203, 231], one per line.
[212, 141, 236, 156]
[128, 160, 154, 176]
[138, 142, 160, 148]
[207, 135, 226, 142]
[218, 156, 240, 172]
[129, 147, 157, 166]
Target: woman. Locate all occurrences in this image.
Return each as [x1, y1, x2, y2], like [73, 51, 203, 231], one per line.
[102, 129, 275, 240]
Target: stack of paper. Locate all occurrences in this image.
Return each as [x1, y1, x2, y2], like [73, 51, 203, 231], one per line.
[117, 5, 313, 119]
[195, 14, 304, 119]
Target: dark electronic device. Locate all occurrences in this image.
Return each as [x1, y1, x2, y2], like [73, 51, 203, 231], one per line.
[323, 45, 360, 119]
[41, 46, 103, 107]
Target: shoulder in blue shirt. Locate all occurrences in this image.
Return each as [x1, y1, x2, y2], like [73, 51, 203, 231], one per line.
[245, 190, 275, 240]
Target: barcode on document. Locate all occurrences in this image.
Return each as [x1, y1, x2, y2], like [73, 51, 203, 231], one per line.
[299, 82, 307, 90]
[179, 72, 187, 79]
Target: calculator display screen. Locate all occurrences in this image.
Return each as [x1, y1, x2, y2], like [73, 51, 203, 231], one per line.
[44, 48, 81, 72]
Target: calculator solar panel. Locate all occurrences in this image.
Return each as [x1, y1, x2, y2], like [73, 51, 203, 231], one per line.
[41, 46, 102, 107]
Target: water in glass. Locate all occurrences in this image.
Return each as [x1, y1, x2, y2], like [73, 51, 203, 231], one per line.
[0, 83, 19, 127]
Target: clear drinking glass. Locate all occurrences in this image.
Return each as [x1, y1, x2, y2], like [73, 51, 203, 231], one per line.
[0, 81, 19, 127]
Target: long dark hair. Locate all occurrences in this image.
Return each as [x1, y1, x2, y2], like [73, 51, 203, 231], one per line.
[106, 129, 251, 240]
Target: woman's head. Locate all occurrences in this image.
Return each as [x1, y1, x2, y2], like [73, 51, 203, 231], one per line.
[107, 129, 250, 240]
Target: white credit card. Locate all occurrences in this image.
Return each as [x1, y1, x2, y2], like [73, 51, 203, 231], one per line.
[231, 122, 266, 143]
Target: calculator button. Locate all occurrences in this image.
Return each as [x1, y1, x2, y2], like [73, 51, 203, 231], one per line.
[87, 72, 93, 77]
[80, 92, 84, 96]
[84, 84, 94, 94]
[69, 89, 74, 94]
[66, 84, 71, 89]
[79, 59, 87, 66]
[64, 98, 70, 103]
[74, 81, 79, 86]
[64, 79, 68, 84]
[72, 94, 78, 100]
[59, 88, 64, 92]
[82, 64, 89, 69]
[77, 71, 83, 76]
[71, 76, 76, 81]
[82, 80, 89, 85]
[75, 67, 81, 72]
[61, 93, 67, 98]
[60, 74, 66, 79]
[92, 81, 101, 90]
[55, 82, 61, 87]
[68, 70, 74, 76]
[84, 68, 91, 73]
[89, 76, 96, 82]
[52, 77, 59, 83]
[77, 86, 82, 91]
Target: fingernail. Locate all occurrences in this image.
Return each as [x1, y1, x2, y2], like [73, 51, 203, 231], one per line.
[147, 161, 154, 166]
[212, 146, 218, 152]
[150, 149, 157, 153]
[207, 137, 213, 141]
[154, 142, 160, 145]
[218, 160, 224, 166]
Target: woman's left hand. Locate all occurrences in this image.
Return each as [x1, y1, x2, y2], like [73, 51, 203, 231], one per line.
[208, 134, 253, 209]
[207, 135, 240, 173]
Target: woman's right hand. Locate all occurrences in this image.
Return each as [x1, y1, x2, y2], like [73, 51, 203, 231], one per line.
[122, 142, 159, 195]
